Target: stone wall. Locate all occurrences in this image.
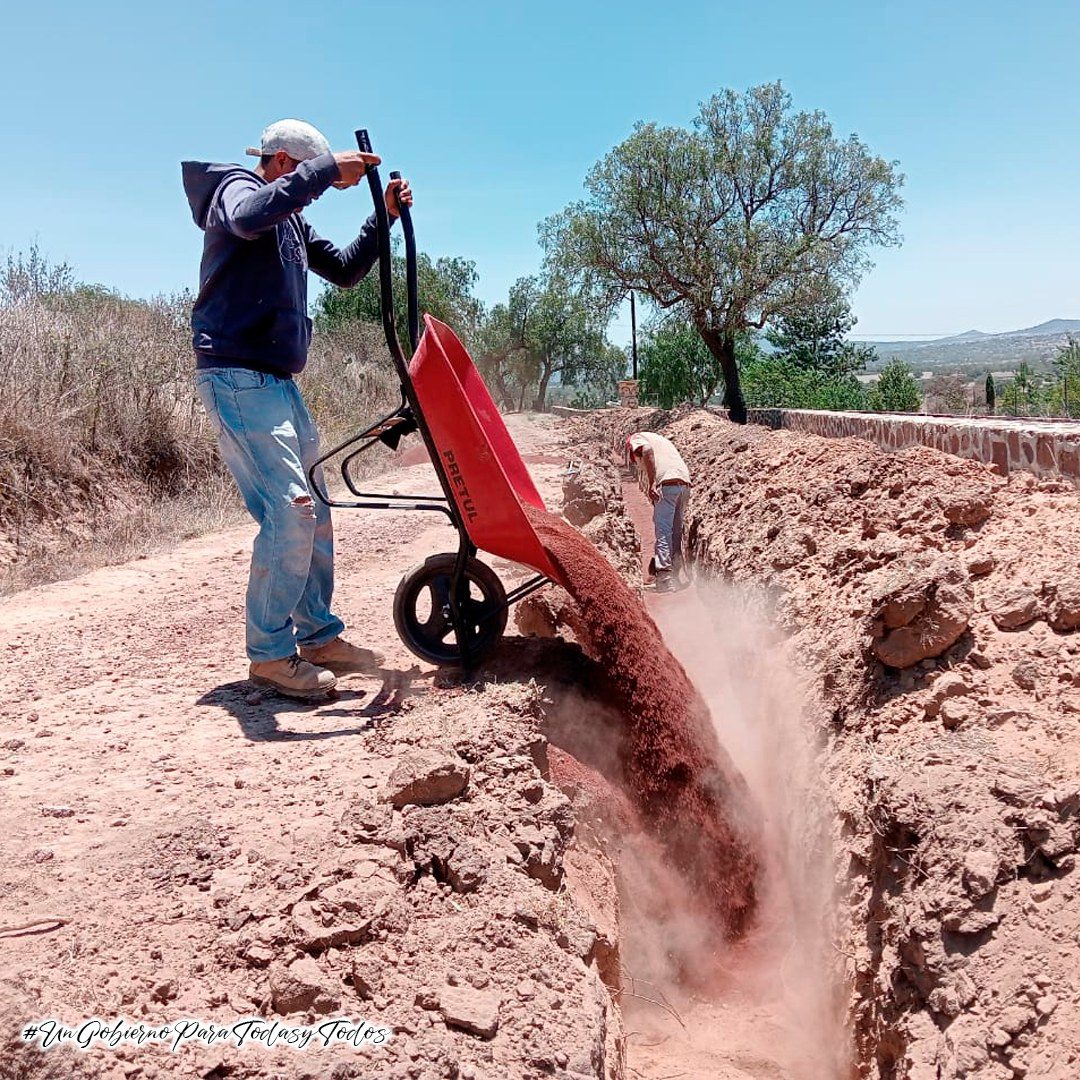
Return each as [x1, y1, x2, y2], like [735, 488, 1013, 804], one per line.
[748, 408, 1080, 485]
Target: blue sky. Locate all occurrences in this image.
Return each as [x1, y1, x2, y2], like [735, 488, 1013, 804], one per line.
[3, 0, 1078, 342]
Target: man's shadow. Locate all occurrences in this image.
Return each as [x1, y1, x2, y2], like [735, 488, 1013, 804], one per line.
[195, 635, 617, 753]
[195, 666, 431, 742]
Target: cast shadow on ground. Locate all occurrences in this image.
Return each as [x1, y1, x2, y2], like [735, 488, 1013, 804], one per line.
[195, 666, 433, 742]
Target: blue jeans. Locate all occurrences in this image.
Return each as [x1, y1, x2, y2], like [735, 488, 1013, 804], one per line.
[195, 368, 345, 662]
[653, 482, 689, 572]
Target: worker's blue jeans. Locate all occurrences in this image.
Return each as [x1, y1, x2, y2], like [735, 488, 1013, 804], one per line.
[194, 368, 344, 662]
[653, 482, 689, 572]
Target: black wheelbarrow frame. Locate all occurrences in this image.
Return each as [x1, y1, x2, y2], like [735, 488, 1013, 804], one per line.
[307, 129, 551, 671]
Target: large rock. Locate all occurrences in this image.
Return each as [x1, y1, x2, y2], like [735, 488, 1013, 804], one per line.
[513, 823, 564, 889]
[988, 584, 1040, 630]
[924, 672, 972, 718]
[869, 560, 973, 669]
[318, 862, 399, 914]
[269, 956, 341, 1015]
[336, 796, 393, 843]
[940, 490, 994, 527]
[438, 984, 501, 1039]
[514, 589, 567, 639]
[444, 839, 489, 893]
[385, 749, 470, 807]
[562, 464, 611, 527]
[962, 849, 999, 899]
[1046, 577, 1080, 632]
[291, 864, 400, 950]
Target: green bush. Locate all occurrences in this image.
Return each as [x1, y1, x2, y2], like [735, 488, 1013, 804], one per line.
[739, 357, 868, 411]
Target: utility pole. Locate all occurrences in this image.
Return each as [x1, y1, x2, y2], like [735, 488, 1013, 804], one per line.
[629, 290, 638, 379]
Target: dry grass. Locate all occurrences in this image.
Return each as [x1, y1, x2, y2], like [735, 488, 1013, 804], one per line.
[1, 473, 240, 594]
[0, 250, 400, 593]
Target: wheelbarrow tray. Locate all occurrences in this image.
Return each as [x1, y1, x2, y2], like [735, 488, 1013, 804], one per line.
[409, 315, 561, 584]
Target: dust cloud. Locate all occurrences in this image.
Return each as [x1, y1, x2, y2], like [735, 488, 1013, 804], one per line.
[621, 578, 851, 1080]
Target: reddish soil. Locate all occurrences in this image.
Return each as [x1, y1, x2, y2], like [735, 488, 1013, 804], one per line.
[522, 503, 759, 938]
[520, 454, 568, 466]
[617, 467, 656, 578]
[588, 405, 1080, 1080]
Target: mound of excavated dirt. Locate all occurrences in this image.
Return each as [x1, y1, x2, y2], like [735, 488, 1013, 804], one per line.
[1, 677, 622, 1080]
[581, 407, 1080, 1080]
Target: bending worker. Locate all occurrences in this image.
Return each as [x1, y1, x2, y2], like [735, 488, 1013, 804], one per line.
[626, 431, 691, 592]
[182, 119, 412, 700]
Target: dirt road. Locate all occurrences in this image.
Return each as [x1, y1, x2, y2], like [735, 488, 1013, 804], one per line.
[2, 415, 638, 1080]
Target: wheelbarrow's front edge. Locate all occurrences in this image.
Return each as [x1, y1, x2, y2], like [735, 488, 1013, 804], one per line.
[409, 315, 562, 584]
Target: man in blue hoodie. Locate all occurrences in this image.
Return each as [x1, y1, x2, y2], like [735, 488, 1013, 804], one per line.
[182, 119, 413, 700]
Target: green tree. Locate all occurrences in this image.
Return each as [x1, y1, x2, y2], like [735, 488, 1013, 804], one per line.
[542, 81, 903, 424]
[564, 344, 628, 409]
[1045, 336, 1080, 418]
[638, 321, 758, 407]
[739, 355, 867, 411]
[867, 358, 921, 413]
[985, 373, 996, 415]
[475, 273, 614, 411]
[765, 296, 877, 379]
[474, 297, 536, 411]
[924, 374, 970, 415]
[315, 245, 483, 348]
[1000, 361, 1042, 417]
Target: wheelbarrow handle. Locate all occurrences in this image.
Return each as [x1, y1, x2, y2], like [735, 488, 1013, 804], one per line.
[355, 129, 408, 382]
[389, 169, 420, 354]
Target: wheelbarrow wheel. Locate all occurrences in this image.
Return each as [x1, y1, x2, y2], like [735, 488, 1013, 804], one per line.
[393, 553, 508, 666]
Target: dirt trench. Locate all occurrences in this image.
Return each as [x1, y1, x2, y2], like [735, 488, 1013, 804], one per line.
[522, 440, 849, 1079]
[3, 412, 796, 1080]
[0, 409, 849, 1080]
[578, 406, 1080, 1080]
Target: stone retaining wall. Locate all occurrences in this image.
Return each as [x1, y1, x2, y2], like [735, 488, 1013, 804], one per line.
[747, 408, 1080, 485]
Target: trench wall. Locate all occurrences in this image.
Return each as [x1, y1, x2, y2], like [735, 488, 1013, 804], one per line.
[748, 408, 1080, 485]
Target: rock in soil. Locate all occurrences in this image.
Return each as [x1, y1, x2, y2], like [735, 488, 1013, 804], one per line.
[384, 748, 470, 807]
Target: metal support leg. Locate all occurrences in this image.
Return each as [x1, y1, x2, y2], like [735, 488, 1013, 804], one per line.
[448, 538, 476, 673]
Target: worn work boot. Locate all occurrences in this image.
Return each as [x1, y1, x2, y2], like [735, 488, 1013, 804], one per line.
[249, 655, 336, 700]
[299, 636, 385, 674]
[653, 569, 674, 594]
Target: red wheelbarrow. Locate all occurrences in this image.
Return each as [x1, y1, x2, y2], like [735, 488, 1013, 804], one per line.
[309, 130, 559, 669]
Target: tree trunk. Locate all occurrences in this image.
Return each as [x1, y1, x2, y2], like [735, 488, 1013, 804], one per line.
[533, 362, 554, 412]
[494, 373, 514, 412]
[697, 323, 746, 424]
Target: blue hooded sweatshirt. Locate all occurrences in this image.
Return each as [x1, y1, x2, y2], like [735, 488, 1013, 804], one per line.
[181, 152, 387, 377]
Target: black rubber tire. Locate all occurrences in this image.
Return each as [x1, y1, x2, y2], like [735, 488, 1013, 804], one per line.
[393, 553, 508, 667]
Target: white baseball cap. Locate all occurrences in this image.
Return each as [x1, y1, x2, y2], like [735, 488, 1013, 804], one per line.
[245, 119, 331, 162]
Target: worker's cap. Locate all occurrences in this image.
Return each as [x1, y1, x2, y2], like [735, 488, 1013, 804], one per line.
[245, 119, 331, 162]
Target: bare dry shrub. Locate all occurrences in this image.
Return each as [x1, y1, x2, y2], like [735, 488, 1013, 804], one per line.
[0, 250, 399, 590]
[302, 319, 401, 448]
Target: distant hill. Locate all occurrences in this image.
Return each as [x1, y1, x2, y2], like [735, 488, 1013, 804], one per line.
[859, 318, 1080, 373]
[940, 329, 993, 343]
[1012, 318, 1080, 337]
